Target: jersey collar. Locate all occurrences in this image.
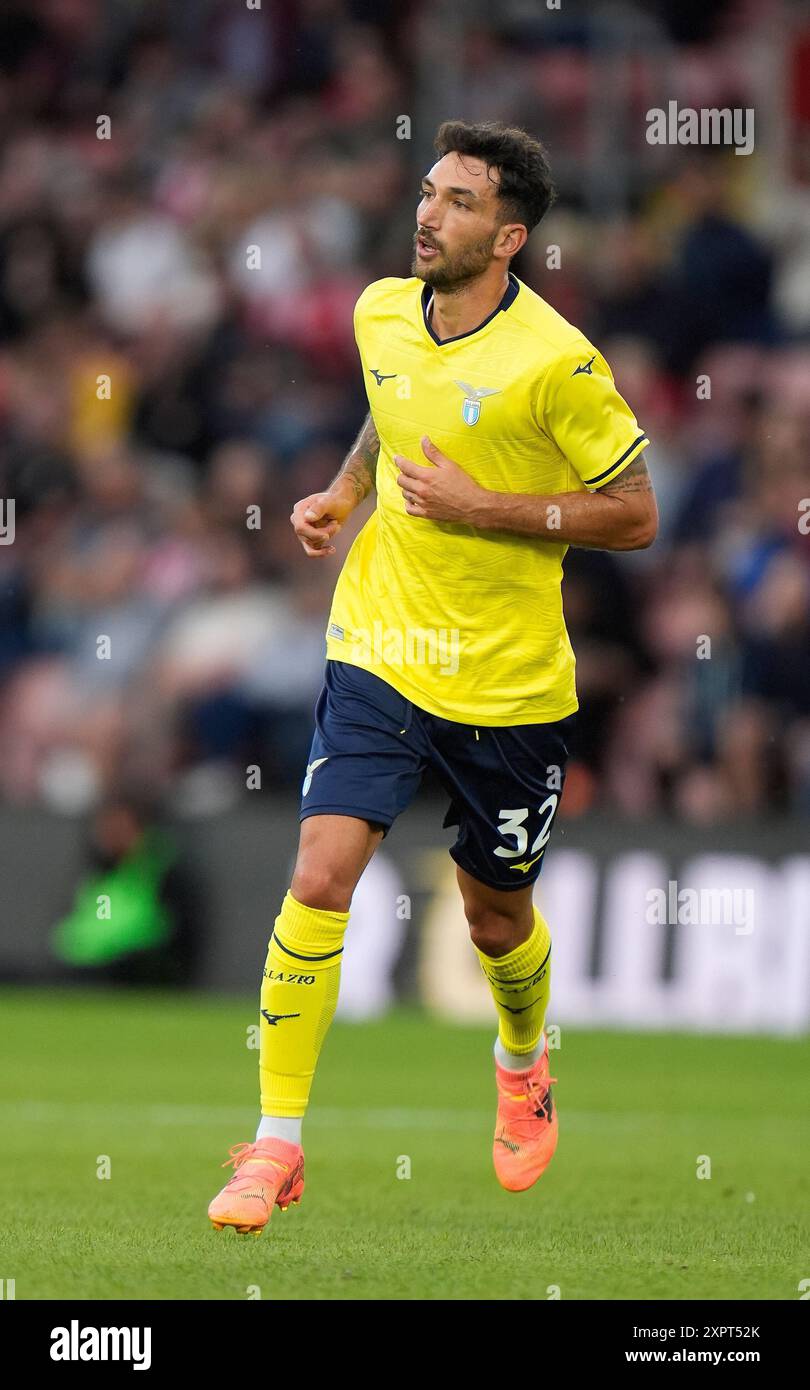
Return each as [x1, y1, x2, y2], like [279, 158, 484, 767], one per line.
[420, 270, 520, 346]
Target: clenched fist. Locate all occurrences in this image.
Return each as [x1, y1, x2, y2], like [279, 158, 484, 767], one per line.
[290, 487, 355, 558]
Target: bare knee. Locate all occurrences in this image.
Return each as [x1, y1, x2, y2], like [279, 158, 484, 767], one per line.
[457, 866, 533, 955]
[291, 844, 358, 911]
[290, 814, 383, 912]
[466, 905, 527, 956]
[290, 864, 352, 912]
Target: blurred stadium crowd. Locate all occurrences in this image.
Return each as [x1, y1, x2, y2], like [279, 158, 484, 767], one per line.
[1, 0, 810, 826]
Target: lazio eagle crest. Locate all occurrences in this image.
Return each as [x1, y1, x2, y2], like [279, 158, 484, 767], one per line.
[454, 380, 501, 426]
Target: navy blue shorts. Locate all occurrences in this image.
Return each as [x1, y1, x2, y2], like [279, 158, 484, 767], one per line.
[298, 660, 575, 892]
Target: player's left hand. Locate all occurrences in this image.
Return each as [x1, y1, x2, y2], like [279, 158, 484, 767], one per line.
[394, 438, 485, 523]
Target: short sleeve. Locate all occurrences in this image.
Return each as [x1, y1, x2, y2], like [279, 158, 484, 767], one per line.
[536, 342, 649, 489]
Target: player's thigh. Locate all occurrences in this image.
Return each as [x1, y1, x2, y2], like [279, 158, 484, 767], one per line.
[294, 659, 428, 910]
[291, 812, 385, 912]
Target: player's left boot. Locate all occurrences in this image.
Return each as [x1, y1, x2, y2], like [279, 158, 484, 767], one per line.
[492, 1036, 558, 1192]
[208, 1137, 304, 1235]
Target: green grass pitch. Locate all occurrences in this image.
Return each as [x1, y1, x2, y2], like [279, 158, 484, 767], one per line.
[1, 987, 806, 1301]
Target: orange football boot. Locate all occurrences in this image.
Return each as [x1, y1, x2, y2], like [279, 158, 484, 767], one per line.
[493, 1036, 558, 1192]
[208, 1136, 304, 1235]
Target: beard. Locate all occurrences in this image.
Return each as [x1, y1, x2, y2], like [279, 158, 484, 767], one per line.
[411, 227, 500, 292]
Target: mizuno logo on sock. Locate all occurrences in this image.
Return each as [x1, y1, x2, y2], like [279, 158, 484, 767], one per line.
[261, 1010, 301, 1026]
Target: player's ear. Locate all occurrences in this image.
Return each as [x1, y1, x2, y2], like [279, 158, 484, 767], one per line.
[498, 224, 526, 259]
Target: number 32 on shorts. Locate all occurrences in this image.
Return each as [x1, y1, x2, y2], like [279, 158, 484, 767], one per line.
[493, 794, 560, 874]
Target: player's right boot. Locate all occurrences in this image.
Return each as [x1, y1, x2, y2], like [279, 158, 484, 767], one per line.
[208, 1136, 305, 1236]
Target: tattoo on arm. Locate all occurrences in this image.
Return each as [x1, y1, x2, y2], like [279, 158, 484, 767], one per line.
[332, 412, 380, 503]
[598, 453, 653, 497]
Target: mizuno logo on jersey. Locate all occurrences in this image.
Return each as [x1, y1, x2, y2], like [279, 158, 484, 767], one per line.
[571, 355, 596, 376]
[370, 368, 397, 385]
[453, 380, 501, 426]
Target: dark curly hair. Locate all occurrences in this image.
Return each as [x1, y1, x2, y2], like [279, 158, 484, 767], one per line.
[433, 120, 557, 237]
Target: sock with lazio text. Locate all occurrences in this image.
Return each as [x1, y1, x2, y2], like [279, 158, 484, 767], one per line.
[256, 889, 349, 1144]
[473, 902, 551, 1066]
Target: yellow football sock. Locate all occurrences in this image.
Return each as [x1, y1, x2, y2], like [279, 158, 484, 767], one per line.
[259, 889, 349, 1118]
[473, 902, 551, 1056]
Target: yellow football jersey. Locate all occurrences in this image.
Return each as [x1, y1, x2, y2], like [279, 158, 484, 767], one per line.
[324, 270, 648, 724]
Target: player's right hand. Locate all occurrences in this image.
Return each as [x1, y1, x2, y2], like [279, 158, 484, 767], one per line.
[290, 489, 354, 558]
